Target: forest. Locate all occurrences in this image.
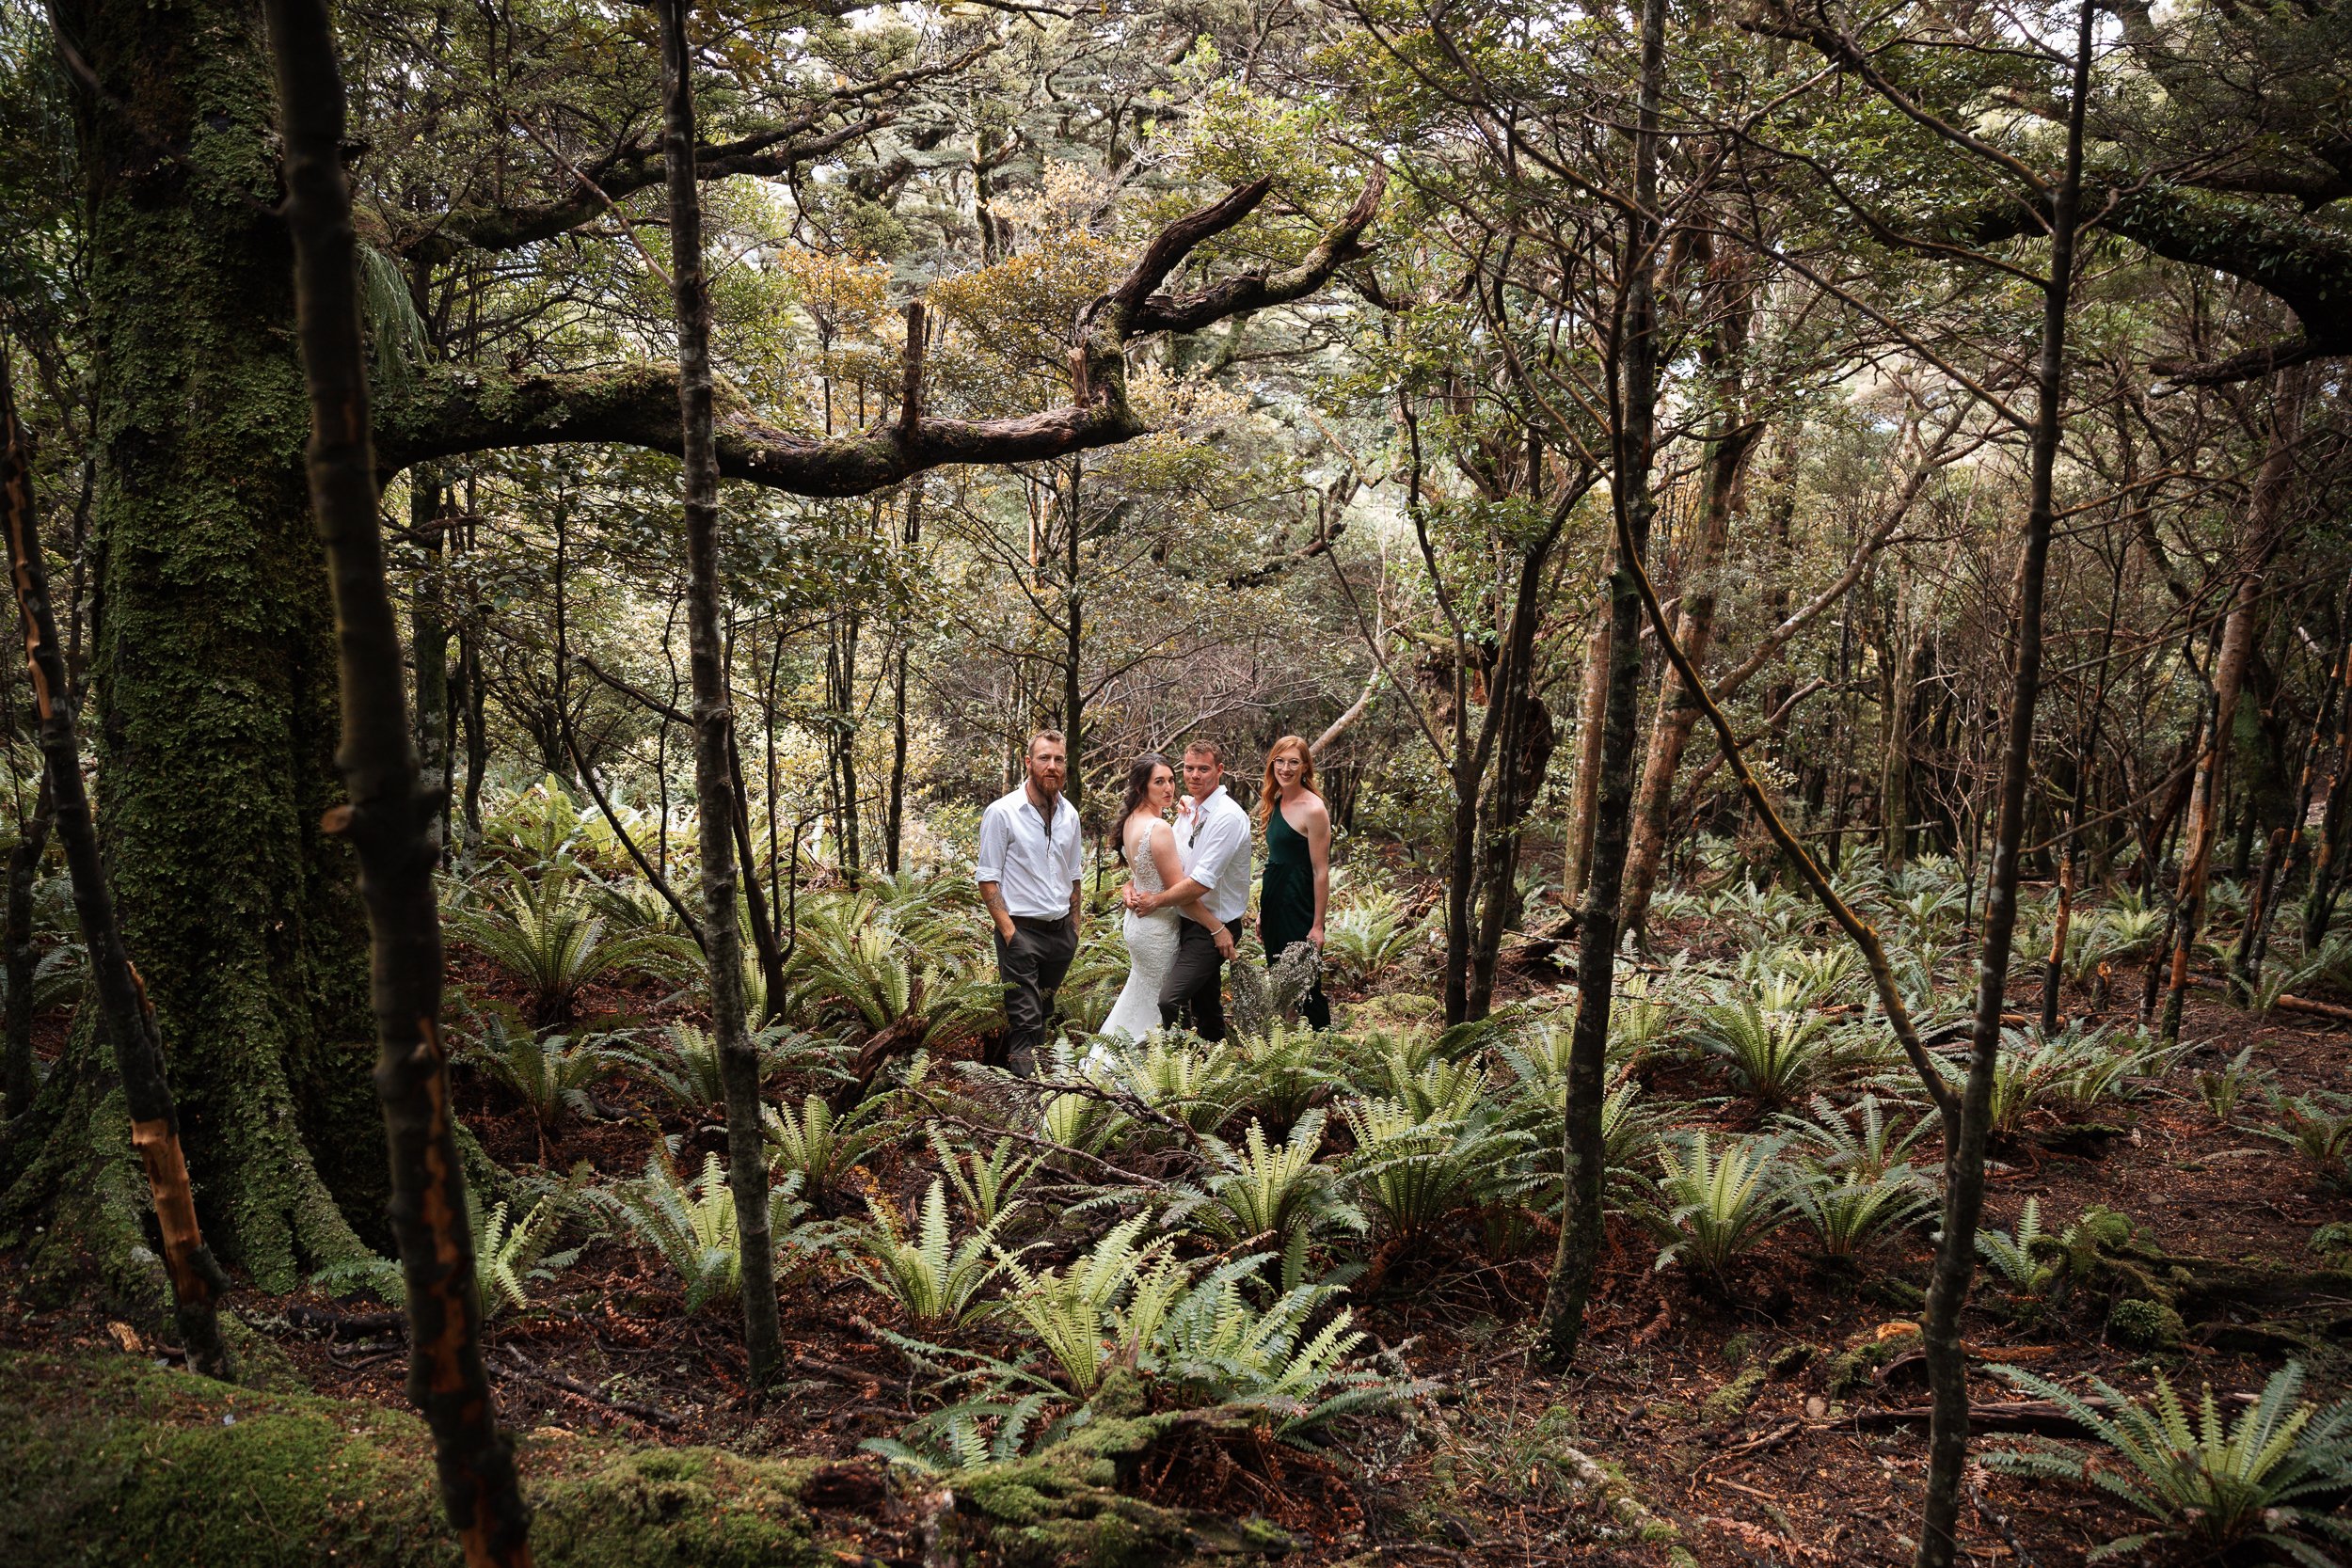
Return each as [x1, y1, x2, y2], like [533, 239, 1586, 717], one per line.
[2, 0, 2351, 1561]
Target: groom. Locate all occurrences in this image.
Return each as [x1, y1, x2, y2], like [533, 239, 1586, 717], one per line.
[1125, 739, 1248, 1039]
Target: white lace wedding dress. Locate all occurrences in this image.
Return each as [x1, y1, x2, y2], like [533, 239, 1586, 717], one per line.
[1100, 818, 1181, 1048]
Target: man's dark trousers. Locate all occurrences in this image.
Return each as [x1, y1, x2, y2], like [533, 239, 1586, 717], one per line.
[995, 915, 1078, 1076]
[1158, 920, 1227, 1041]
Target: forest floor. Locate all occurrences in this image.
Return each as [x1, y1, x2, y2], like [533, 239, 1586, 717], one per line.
[6, 922, 2351, 1567]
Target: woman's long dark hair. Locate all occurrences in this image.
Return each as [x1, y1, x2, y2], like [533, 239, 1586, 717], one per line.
[1115, 753, 1168, 864]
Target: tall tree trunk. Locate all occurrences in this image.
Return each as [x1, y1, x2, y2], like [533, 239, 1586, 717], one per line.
[886, 483, 921, 876]
[2302, 682, 2352, 946]
[839, 612, 861, 879]
[5, 353, 235, 1380]
[2, 775, 50, 1121]
[1062, 458, 1084, 812]
[657, 0, 783, 1390]
[1620, 373, 1758, 941]
[2161, 371, 2307, 1045]
[1562, 607, 1610, 905]
[1916, 10, 2090, 1561]
[2041, 545, 2125, 1033]
[263, 2, 532, 1558]
[1537, 0, 1664, 1370]
[4, 0, 381, 1293]
[1880, 610, 1929, 869]
[2262, 604, 2352, 972]
[1466, 527, 1565, 1019]
[410, 467, 451, 859]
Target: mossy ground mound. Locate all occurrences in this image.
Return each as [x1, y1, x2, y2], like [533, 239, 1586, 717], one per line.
[0, 1350, 1293, 1568]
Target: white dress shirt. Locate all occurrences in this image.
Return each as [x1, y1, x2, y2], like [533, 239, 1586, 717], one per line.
[1178, 784, 1252, 926]
[976, 785, 1084, 919]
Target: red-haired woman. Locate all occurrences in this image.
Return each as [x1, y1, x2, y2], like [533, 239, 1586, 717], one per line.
[1256, 735, 1332, 1028]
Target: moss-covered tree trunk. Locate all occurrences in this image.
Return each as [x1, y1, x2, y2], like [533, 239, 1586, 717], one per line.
[2, 0, 379, 1292]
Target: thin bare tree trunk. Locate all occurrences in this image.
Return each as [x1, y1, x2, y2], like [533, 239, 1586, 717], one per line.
[656, 0, 782, 1389]
[3, 352, 235, 1382]
[1562, 608, 1610, 905]
[1538, 0, 1664, 1370]
[2257, 598, 2352, 973]
[2, 773, 50, 1120]
[262, 1, 532, 1555]
[886, 481, 921, 876]
[1467, 524, 1565, 1018]
[2161, 371, 2307, 1044]
[2042, 544, 2126, 1033]
[1621, 405, 1757, 939]
[1916, 9, 2091, 1561]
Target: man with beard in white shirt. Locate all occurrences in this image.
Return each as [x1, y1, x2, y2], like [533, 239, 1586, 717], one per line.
[1122, 739, 1248, 1039]
[976, 731, 1085, 1077]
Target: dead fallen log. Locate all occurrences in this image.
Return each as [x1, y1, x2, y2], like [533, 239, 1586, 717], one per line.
[2272, 992, 2352, 1026]
[1855, 1392, 2255, 1437]
[284, 1304, 405, 1339]
[494, 1344, 684, 1431]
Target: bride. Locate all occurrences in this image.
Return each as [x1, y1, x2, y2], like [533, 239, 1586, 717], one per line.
[1099, 754, 1218, 1047]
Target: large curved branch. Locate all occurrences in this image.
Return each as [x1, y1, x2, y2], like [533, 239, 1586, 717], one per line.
[378, 173, 1386, 495]
[385, 115, 889, 265]
[375, 363, 1145, 497]
[1937, 183, 2352, 381]
[1125, 170, 1388, 335]
[379, 49, 989, 266]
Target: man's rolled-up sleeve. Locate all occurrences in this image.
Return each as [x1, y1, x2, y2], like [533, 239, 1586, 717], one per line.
[976, 806, 1008, 886]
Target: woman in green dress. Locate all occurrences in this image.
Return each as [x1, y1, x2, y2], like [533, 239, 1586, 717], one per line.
[1256, 735, 1333, 1028]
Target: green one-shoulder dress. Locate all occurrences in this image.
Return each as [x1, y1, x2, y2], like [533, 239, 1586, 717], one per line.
[1261, 801, 1329, 1028]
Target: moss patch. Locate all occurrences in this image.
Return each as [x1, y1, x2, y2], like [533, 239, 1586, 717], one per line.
[0, 1351, 1291, 1568]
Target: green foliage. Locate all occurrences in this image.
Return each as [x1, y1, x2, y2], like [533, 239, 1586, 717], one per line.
[861, 1394, 1061, 1476]
[1985, 1362, 2352, 1563]
[1975, 1196, 2057, 1293]
[1788, 1166, 1934, 1259]
[1105, 1033, 1238, 1132]
[312, 1196, 579, 1320]
[1925, 1022, 2167, 1140]
[1364, 1030, 1486, 1119]
[766, 1092, 891, 1209]
[452, 863, 695, 1023]
[782, 888, 995, 1051]
[456, 1011, 628, 1136]
[2066, 903, 2169, 983]
[1692, 974, 1845, 1106]
[2195, 1044, 2268, 1124]
[1607, 971, 1679, 1060]
[1633, 1132, 1795, 1280]
[1342, 1095, 1534, 1246]
[2259, 1089, 2352, 1189]
[1191, 1113, 1362, 1282]
[1322, 890, 1422, 987]
[1151, 1261, 1392, 1435]
[1226, 1020, 1343, 1131]
[927, 1126, 1037, 1228]
[993, 1215, 1184, 1395]
[1778, 1093, 1937, 1181]
[849, 1180, 1002, 1329]
[620, 1020, 841, 1114]
[599, 1146, 817, 1311]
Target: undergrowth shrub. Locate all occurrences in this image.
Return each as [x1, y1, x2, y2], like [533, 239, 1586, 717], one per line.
[599, 1145, 819, 1310]
[849, 1179, 1004, 1328]
[1633, 1131, 1794, 1280]
[1985, 1362, 2352, 1563]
